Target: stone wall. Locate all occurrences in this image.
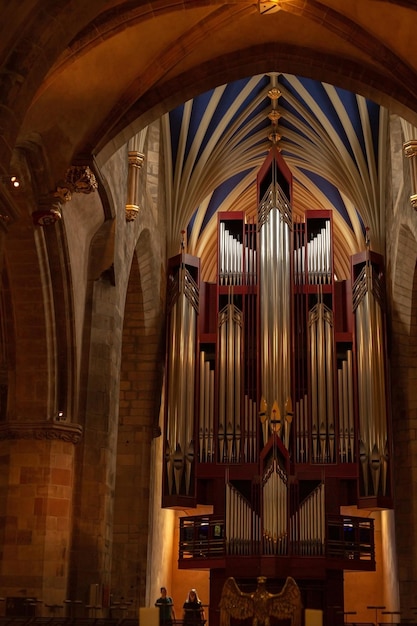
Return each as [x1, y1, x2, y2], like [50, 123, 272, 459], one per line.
[386, 114, 417, 616]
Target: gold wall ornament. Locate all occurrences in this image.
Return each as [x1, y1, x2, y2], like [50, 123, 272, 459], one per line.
[65, 165, 98, 194]
[268, 109, 281, 123]
[268, 130, 282, 145]
[55, 182, 73, 203]
[403, 140, 417, 210]
[268, 87, 281, 101]
[267, 75, 283, 149]
[219, 576, 302, 626]
[125, 205, 140, 221]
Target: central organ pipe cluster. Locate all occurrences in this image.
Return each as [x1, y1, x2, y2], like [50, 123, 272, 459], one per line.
[164, 149, 392, 564]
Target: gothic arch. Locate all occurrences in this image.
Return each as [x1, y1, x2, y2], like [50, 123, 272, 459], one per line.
[113, 232, 166, 606]
[390, 224, 417, 594]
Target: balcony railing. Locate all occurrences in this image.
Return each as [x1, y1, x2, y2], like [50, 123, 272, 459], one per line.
[179, 514, 374, 563]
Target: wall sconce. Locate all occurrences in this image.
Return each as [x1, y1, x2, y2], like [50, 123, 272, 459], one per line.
[258, 1, 282, 14]
[0, 175, 20, 188]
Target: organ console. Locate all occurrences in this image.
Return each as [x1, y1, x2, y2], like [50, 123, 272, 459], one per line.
[163, 146, 392, 625]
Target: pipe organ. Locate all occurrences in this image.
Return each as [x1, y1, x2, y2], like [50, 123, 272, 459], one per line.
[164, 147, 391, 624]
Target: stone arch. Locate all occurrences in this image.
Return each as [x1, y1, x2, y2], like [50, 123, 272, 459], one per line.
[112, 229, 166, 607]
[95, 42, 417, 165]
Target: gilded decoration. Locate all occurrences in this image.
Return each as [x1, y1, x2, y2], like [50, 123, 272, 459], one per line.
[219, 576, 302, 626]
[65, 165, 98, 194]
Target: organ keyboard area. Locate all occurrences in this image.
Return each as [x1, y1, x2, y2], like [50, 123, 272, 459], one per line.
[163, 148, 392, 620]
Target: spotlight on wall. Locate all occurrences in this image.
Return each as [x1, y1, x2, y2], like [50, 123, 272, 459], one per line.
[258, 0, 282, 14]
[0, 174, 20, 188]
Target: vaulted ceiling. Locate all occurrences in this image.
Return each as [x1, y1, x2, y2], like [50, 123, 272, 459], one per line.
[2, 1, 417, 280]
[162, 73, 387, 280]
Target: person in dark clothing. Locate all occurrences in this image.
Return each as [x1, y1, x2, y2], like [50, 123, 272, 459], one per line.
[155, 587, 175, 626]
[182, 589, 205, 626]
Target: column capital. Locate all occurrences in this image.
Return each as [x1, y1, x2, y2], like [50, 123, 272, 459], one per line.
[32, 195, 62, 226]
[128, 151, 145, 168]
[403, 140, 417, 158]
[0, 421, 83, 444]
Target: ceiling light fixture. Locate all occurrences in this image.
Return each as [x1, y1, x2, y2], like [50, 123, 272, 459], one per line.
[258, 1, 282, 14]
[0, 175, 20, 188]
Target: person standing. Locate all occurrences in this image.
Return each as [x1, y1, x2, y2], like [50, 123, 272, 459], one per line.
[155, 587, 176, 626]
[183, 589, 205, 625]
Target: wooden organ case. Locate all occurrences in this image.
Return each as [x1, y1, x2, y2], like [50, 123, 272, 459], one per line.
[163, 148, 393, 626]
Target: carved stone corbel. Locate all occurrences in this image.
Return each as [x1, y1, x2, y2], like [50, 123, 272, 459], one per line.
[32, 165, 99, 225]
[32, 194, 62, 226]
[65, 165, 98, 195]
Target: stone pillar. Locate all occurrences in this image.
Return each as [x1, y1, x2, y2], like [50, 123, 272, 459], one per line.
[0, 422, 82, 612]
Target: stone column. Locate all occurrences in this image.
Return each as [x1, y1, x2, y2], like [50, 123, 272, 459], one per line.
[0, 422, 82, 612]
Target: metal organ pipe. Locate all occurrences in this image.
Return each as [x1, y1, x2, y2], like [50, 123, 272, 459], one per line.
[290, 483, 325, 555]
[337, 350, 354, 462]
[262, 459, 288, 555]
[295, 394, 310, 463]
[325, 314, 335, 461]
[217, 216, 258, 463]
[166, 175, 390, 566]
[219, 224, 244, 286]
[259, 182, 292, 447]
[199, 352, 205, 462]
[353, 261, 388, 496]
[209, 366, 214, 461]
[185, 295, 196, 494]
[307, 222, 331, 284]
[198, 353, 215, 463]
[308, 301, 334, 463]
[346, 350, 355, 462]
[245, 223, 257, 286]
[226, 482, 259, 555]
[166, 264, 199, 496]
[218, 301, 243, 462]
